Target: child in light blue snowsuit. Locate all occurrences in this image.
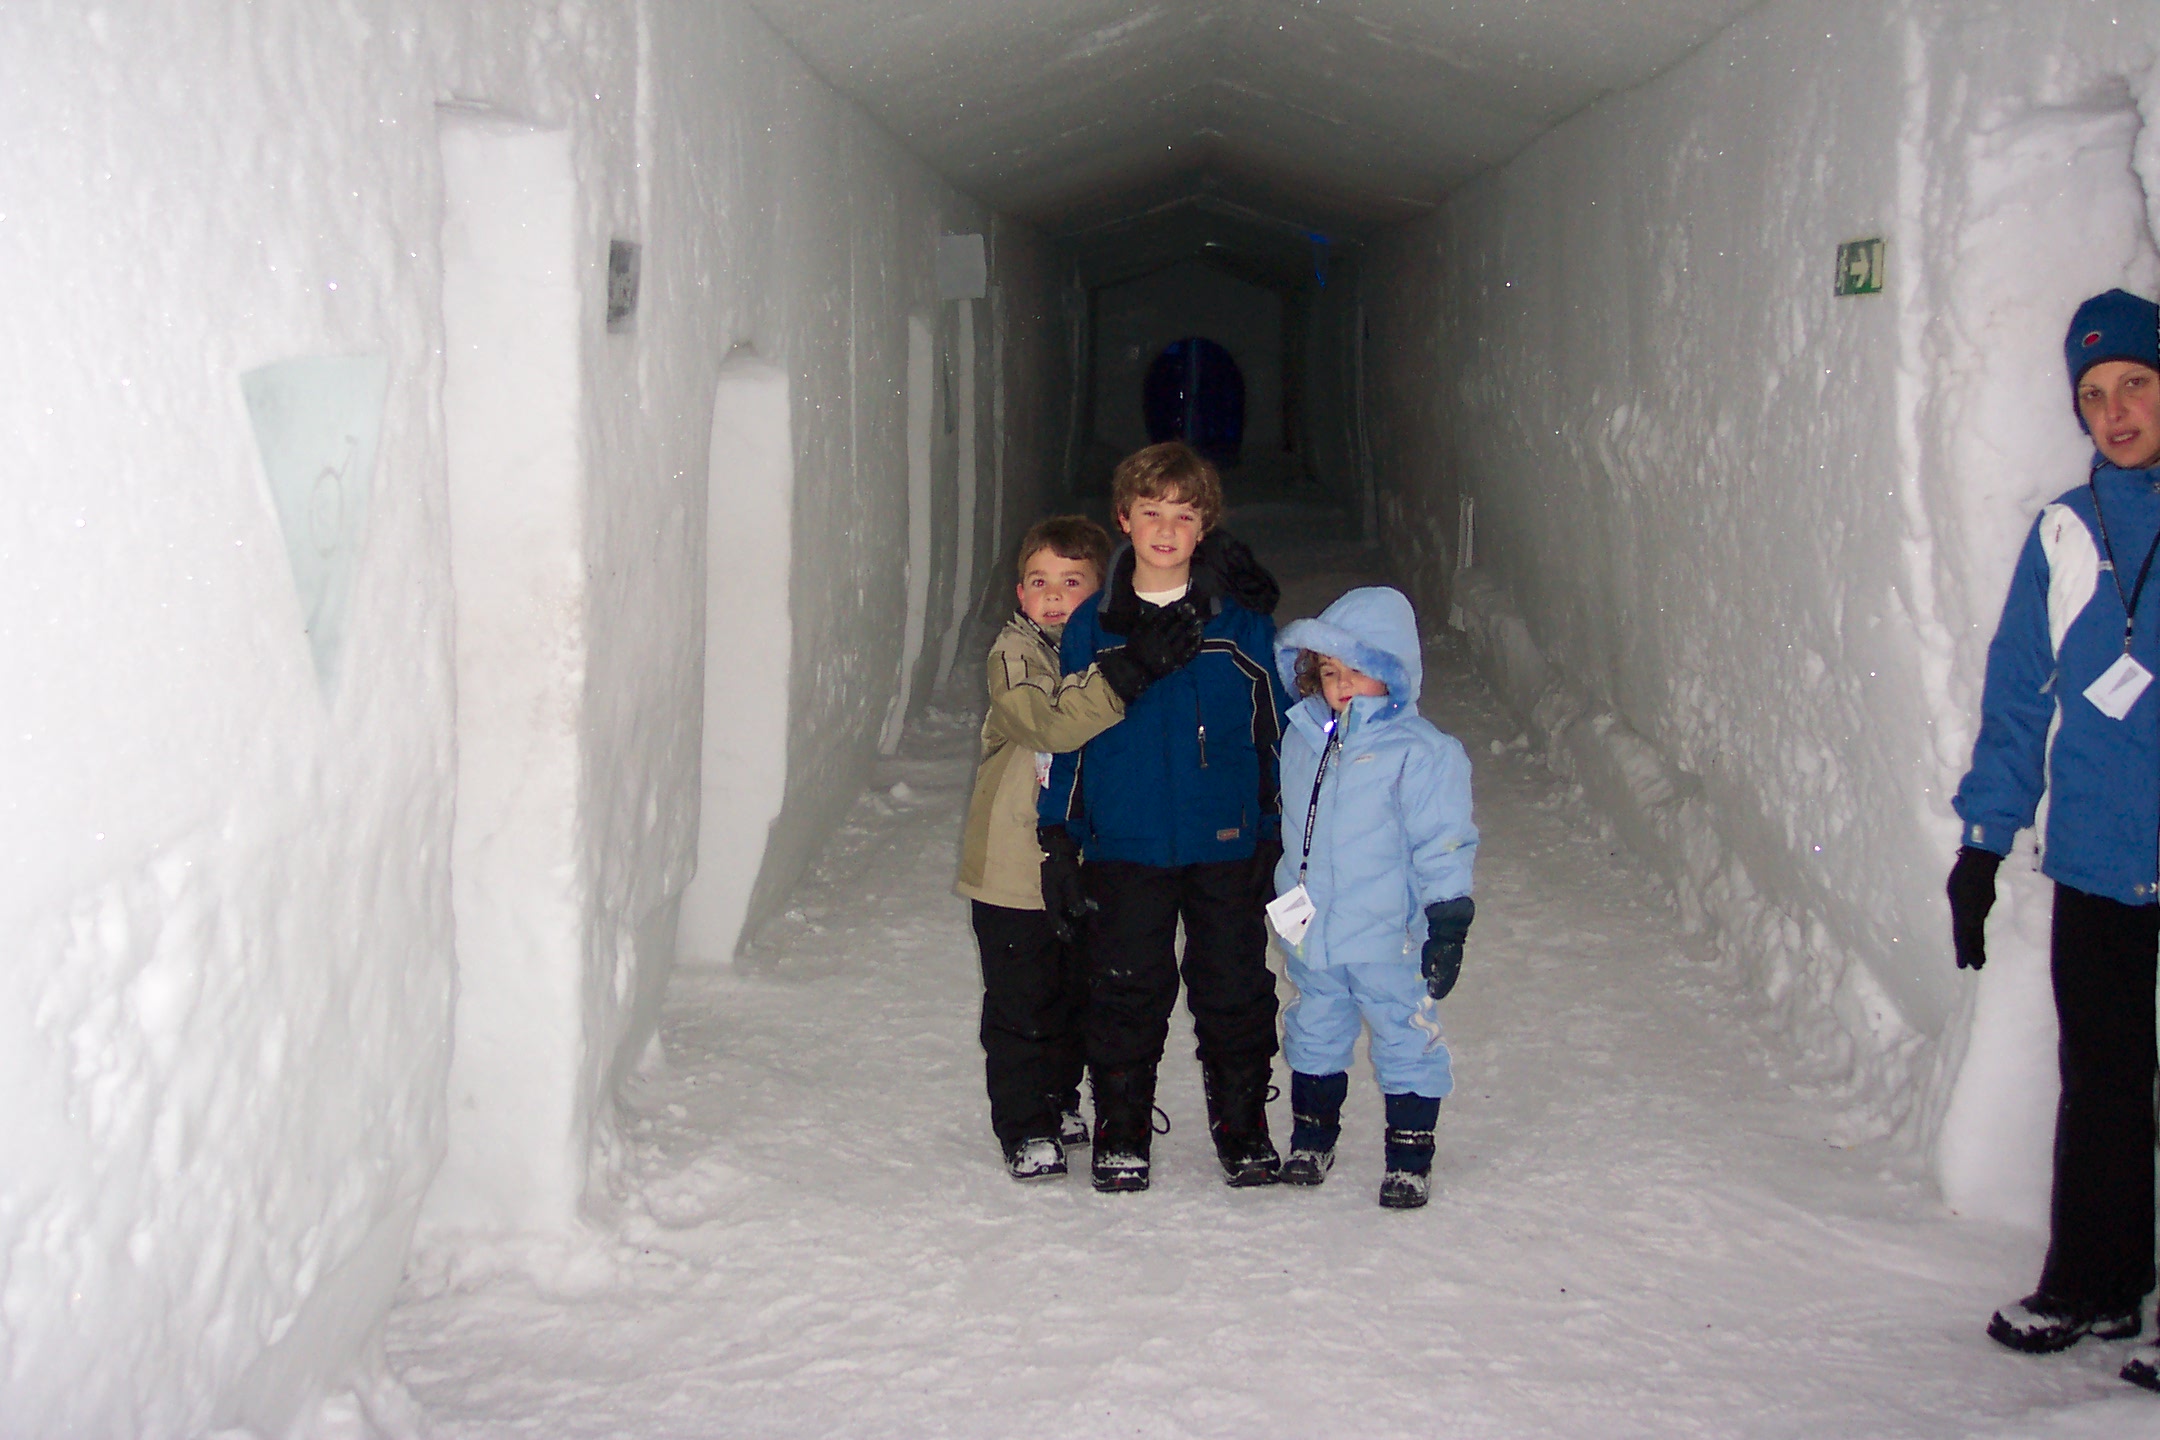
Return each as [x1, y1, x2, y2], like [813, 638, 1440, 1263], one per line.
[1269, 586, 1476, 1209]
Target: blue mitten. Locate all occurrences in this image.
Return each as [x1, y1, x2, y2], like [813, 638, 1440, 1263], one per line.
[1421, 896, 1475, 1000]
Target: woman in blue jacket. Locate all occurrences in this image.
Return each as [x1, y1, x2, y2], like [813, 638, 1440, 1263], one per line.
[1950, 288, 2160, 1391]
[1267, 586, 1476, 1209]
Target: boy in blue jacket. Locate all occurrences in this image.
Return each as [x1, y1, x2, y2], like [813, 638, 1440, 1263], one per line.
[1268, 586, 1476, 1209]
[1950, 288, 2160, 1391]
[1038, 442, 1294, 1192]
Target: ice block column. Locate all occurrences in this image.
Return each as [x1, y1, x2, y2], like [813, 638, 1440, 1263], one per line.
[426, 110, 591, 1233]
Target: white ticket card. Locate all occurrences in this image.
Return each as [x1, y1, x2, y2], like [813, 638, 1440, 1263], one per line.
[1266, 884, 1316, 947]
[2085, 652, 2154, 721]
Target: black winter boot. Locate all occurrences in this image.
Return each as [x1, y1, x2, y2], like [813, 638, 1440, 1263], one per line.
[1379, 1093, 1441, 1210]
[1059, 1076, 1090, 1149]
[1280, 1071, 1347, 1186]
[1001, 1136, 1067, 1181]
[2123, 1339, 2160, 1391]
[1203, 1055, 1281, 1187]
[1091, 1065, 1157, 1193]
[1987, 1292, 2142, 1353]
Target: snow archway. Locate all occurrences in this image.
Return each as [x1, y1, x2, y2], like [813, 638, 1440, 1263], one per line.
[679, 352, 793, 965]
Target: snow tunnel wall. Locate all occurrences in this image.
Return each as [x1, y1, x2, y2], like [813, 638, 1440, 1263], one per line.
[0, 2, 1065, 1434]
[1363, 0, 2160, 1216]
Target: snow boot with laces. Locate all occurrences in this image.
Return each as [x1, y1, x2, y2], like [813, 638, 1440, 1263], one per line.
[1378, 1092, 1441, 1209]
[1090, 1064, 1157, 1193]
[1279, 1070, 1347, 1187]
[1986, 1293, 2142, 1354]
[1203, 1055, 1281, 1187]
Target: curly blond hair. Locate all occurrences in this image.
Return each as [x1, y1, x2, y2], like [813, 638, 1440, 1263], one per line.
[1292, 649, 1328, 698]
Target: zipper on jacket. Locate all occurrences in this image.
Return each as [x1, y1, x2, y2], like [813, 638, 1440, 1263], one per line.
[1194, 688, 1209, 769]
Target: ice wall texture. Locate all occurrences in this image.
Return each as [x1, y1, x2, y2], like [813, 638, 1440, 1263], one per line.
[638, 10, 1067, 943]
[0, 1, 1062, 1433]
[1365, 0, 2160, 1223]
[0, 5, 462, 1433]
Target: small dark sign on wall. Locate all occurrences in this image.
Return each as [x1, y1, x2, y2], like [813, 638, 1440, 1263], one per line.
[1835, 238, 1885, 297]
[607, 239, 641, 331]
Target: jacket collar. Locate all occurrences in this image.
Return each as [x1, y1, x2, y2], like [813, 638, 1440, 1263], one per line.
[1098, 541, 1223, 637]
[2093, 456, 2160, 488]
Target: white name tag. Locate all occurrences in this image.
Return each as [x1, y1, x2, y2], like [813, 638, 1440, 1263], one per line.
[1034, 751, 1053, 787]
[1266, 884, 1316, 946]
[2084, 653, 2154, 721]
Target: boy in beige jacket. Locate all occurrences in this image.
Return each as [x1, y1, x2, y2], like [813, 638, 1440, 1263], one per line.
[956, 516, 1201, 1179]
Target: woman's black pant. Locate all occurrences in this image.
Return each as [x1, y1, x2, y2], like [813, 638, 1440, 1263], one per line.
[2039, 882, 2159, 1311]
[971, 901, 1087, 1145]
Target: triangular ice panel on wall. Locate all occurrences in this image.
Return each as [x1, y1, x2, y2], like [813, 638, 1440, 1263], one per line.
[241, 355, 387, 694]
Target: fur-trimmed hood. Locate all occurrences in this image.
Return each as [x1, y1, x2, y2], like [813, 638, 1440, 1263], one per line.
[1274, 586, 1421, 720]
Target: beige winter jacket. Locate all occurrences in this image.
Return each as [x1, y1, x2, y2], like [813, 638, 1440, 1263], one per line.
[954, 613, 1126, 910]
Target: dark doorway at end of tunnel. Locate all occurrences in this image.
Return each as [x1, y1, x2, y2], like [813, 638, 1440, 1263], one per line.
[1074, 249, 1360, 519]
[1143, 336, 1245, 466]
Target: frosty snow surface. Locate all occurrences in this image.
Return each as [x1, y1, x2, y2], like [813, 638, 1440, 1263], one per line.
[386, 579, 2151, 1437]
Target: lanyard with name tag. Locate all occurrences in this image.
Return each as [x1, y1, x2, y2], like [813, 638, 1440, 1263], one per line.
[1266, 715, 1342, 946]
[2082, 465, 2160, 720]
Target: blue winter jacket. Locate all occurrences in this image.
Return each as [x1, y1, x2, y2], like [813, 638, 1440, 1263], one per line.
[1271, 586, 1478, 967]
[1955, 459, 2160, 904]
[1039, 541, 1293, 866]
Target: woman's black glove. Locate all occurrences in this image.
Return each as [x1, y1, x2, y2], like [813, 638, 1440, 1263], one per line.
[1097, 600, 1204, 704]
[1947, 846, 2003, 971]
[1421, 897, 1475, 1000]
[1038, 825, 1095, 943]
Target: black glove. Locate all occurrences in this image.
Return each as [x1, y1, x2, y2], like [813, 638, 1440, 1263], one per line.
[1197, 532, 1281, 615]
[1250, 837, 1284, 904]
[1421, 897, 1475, 1000]
[1038, 825, 1095, 943]
[1947, 846, 2002, 971]
[1097, 600, 1204, 704]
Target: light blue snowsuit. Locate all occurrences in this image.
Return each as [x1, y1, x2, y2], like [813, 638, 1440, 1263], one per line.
[1271, 587, 1477, 1098]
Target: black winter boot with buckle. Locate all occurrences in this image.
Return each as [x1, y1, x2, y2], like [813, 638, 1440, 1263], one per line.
[1203, 1055, 1281, 1187]
[1379, 1092, 1441, 1209]
[1279, 1070, 1347, 1186]
[1090, 1064, 1157, 1193]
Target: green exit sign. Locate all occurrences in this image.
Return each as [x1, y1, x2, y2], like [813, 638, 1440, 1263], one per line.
[1836, 238, 1885, 296]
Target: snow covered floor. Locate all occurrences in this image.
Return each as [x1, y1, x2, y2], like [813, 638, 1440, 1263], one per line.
[385, 534, 2159, 1439]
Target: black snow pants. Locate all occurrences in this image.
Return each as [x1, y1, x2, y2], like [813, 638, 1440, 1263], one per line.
[971, 901, 1087, 1145]
[1081, 858, 1279, 1074]
[2037, 882, 2159, 1311]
